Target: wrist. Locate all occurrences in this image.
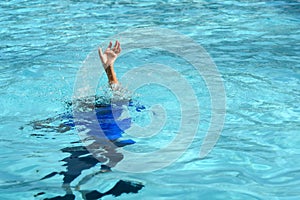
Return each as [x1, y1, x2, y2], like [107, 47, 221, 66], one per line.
[104, 64, 114, 72]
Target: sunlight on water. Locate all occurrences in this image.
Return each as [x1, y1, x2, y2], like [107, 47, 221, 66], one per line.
[0, 0, 299, 199]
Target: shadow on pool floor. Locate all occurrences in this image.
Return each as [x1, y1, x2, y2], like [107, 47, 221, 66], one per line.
[35, 144, 144, 200]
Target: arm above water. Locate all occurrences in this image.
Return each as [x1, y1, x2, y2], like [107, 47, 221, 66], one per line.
[98, 40, 121, 86]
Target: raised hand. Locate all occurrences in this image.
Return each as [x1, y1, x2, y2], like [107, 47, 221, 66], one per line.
[98, 40, 121, 69]
[98, 41, 121, 85]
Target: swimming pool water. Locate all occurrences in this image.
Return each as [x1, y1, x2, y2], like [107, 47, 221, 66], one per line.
[1, 0, 299, 199]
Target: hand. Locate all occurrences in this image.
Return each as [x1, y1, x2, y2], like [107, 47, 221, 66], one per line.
[98, 40, 121, 69]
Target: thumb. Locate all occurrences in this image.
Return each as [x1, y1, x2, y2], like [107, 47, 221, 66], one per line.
[98, 47, 105, 64]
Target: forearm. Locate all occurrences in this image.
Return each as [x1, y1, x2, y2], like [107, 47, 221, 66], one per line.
[104, 64, 118, 85]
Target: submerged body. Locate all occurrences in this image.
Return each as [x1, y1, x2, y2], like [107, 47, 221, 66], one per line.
[30, 41, 146, 199]
[65, 98, 139, 145]
[31, 96, 145, 200]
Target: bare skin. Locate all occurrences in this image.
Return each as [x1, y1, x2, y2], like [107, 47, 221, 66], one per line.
[98, 40, 122, 85]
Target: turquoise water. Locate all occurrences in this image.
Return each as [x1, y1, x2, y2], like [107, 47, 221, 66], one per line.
[1, 0, 300, 199]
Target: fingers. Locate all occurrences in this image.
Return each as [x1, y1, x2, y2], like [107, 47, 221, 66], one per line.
[118, 41, 122, 54]
[113, 40, 121, 54]
[98, 47, 105, 63]
[99, 40, 121, 61]
[112, 40, 118, 52]
[107, 41, 112, 50]
[113, 40, 118, 49]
